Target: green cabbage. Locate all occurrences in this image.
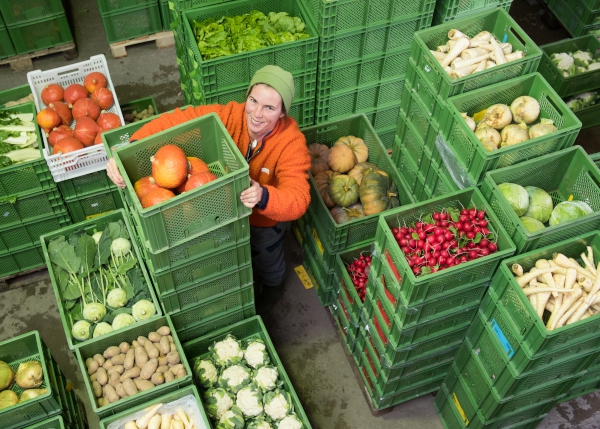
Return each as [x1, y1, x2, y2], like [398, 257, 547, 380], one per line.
[522, 186, 553, 223]
[520, 216, 546, 233]
[498, 182, 529, 216]
[549, 201, 594, 226]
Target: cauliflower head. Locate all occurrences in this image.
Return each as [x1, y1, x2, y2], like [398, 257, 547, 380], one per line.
[212, 334, 244, 367]
[277, 413, 304, 429]
[572, 50, 593, 67]
[263, 389, 292, 421]
[246, 416, 273, 429]
[551, 52, 574, 72]
[244, 339, 270, 369]
[254, 365, 280, 393]
[193, 358, 219, 388]
[588, 62, 600, 71]
[217, 405, 245, 429]
[203, 387, 234, 420]
[219, 364, 252, 394]
[236, 383, 263, 418]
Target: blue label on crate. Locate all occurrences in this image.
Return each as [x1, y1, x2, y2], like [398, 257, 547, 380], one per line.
[490, 318, 514, 358]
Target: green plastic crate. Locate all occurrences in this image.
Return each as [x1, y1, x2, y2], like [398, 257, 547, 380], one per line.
[433, 0, 513, 22]
[375, 125, 395, 151]
[181, 0, 318, 100]
[97, 0, 156, 14]
[0, 84, 32, 107]
[0, 24, 16, 59]
[101, 110, 164, 157]
[562, 367, 600, 401]
[159, 0, 173, 30]
[39, 209, 162, 351]
[0, 102, 53, 198]
[333, 244, 372, 323]
[548, 0, 600, 37]
[120, 96, 159, 121]
[331, 300, 358, 356]
[182, 316, 312, 427]
[23, 415, 67, 429]
[478, 231, 600, 360]
[302, 227, 336, 307]
[442, 73, 581, 186]
[331, 288, 359, 342]
[100, 2, 162, 44]
[398, 82, 445, 150]
[479, 146, 600, 254]
[7, 13, 73, 55]
[0, 242, 46, 277]
[0, 210, 71, 254]
[421, 158, 461, 202]
[57, 169, 116, 201]
[538, 35, 600, 98]
[0, 331, 66, 429]
[374, 187, 515, 306]
[434, 379, 555, 429]
[98, 385, 211, 429]
[65, 187, 124, 223]
[0, 0, 65, 24]
[302, 113, 415, 253]
[113, 112, 251, 253]
[75, 315, 192, 419]
[0, 186, 65, 229]
[410, 8, 542, 106]
[300, 0, 435, 38]
[568, 95, 600, 129]
[392, 136, 423, 195]
[593, 152, 600, 169]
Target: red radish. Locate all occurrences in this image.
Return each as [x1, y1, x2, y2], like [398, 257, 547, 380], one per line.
[183, 171, 217, 192]
[84, 72, 107, 93]
[41, 84, 64, 105]
[73, 117, 101, 146]
[48, 101, 72, 126]
[72, 98, 101, 120]
[53, 137, 84, 155]
[91, 87, 114, 110]
[63, 84, 88, 107]
[48, 125, 73, 147]
[36, 108, 61, 134]
[96, 112, 121, 130]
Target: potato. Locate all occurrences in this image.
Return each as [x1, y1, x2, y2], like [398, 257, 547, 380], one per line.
[104, 346, 121, 359]
[157, 356, 168, 366]
[135, 346, 149, 368]
[94, 354, 106, 366]
[144, 342, 160, 359]
[96, 367, 108, 386]
[108, 365, 125, 375]
[108, 372, 120, 387]
[148, 332, 162, 343]
[159, 336, 170, 355]
[120, 367, 141, 382]
[97, 397, 106, 407]
[90, 373, 97, 382]
[122, 378, 138, 396]
[151, 373, 164, 385]
[112, 353, 126, 366]
[124, 348, 135, 370]
[157, 326, 170, 336]
[115, 382, 128, 398]
[132, 340, 141, 348]
[169, 364, 183, 374]
[156, 365, 169, 374]
[167, 335, 174, 344]
[137, 336, 149, 346]
[92, 380, 102, 398]
[174, 367, 187, 379]
[103, 360, 114, 370]
[85, 358, 95, 369]
[163, 370, 175, 383]
[104, 384, 119, 404]
[87, 360, 99, 375]
[119, 342, 130, 353]
[140, 358, 158, 380]
[133, 379, 154, 391]
[166, 351, 181, 365]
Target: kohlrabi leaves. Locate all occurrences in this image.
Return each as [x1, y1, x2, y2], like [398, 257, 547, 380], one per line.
[48, 236, 81, 275]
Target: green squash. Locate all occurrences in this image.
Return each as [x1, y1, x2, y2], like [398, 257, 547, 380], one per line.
[328, 174, 359, 207]
[359, 172, 399, 215]
[330, 203, 365, 224]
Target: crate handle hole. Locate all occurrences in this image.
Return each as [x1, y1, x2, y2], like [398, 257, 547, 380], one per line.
[316, 125, 338, 134]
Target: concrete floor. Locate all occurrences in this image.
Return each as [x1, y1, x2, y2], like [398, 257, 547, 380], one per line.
[0, 0, 599, 428]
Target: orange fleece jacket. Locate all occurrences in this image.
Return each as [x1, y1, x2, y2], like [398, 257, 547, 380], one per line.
[130, 101, 311, 227]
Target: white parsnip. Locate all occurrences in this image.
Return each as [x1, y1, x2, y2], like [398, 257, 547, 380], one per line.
[441, 37, 470, 67]
[586, 261, 600, 302]
[504, 51, 524, 62]
[486, 60, 497, 69]
[452, 54, 491, 70]
[515, 267, 560, 287]
[460, 48, 489, 59]
[553, 253, 595, 279]
[512, 263, 524, 277]
[535, 259, 557, 296]
[588, 247, 595, 272]
[450, 64, 478, 78]
[136, 404, 163, 429]
[489, 37, 507, 65]
[557, 296, 586, 328]
[448, 29, 468, 39]
[501, 43, 513, 54]
[430, 50, 447, 61]
[550, 287, 583, 330]
[470, 31, 492, 44]
[564, 268, 578, 290]
[474, 60, 487, 72]
[521, 287, 568, 295]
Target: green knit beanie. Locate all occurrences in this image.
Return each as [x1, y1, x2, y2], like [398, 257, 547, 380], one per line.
[247, 65, 295, 112]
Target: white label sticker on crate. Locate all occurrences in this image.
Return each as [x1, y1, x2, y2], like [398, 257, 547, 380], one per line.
[3, 212, 8, 217]
[490, 318, 514, 358]
[91, 203, 99, 208]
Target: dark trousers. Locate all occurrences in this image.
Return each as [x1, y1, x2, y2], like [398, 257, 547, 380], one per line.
[250, 222, 290, 287]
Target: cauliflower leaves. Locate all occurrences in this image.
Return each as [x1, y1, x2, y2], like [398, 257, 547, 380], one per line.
[263, 389, 293, 421]
[277, 413, 304, 429]
[246, 416, 273, 429]
[204, 387, 234, 420]
[193, 358, 219, 388]
[217, 405, 245, 429]
[573, 50, 593, 67]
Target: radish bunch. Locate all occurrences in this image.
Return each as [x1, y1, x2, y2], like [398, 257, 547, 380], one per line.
[391, 207, 499, 277]
[345, 254, 372, 302]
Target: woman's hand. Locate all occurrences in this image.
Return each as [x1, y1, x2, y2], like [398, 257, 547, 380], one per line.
[106, 158, 126, 189]
[240, 179, 263, 209]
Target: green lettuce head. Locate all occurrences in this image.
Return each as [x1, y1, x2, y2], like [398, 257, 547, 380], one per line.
[522, 186, 553, 223]
[498, 182, 529, 216]
[549, 201, 594, 226]
[520, 216, 545, 233]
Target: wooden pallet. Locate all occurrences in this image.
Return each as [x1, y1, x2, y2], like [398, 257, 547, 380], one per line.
[0, 42, 78, 72]
[0, 265, 48, 292]
[109, 31, 175, 59]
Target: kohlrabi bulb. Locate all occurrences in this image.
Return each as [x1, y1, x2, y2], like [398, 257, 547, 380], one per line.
[107, 288, 128, 308]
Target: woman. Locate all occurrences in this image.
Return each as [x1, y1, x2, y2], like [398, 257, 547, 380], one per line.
[106, 65, 311, 316]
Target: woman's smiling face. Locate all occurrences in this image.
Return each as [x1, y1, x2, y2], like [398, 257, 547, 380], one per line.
[245, 83, 285, 141]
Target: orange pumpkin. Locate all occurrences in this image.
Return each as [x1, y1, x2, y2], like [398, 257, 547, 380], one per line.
[314, 170, 339, 208]
[327, 144, 356, 173]
[307, 143, 330, 176]
[184, 171, 217, 192]
[335, 135, 368, 163]
[134, 176, 160, 201]
[141, 187, 175, 208]
[187, 156, 210, 174]
[53, 137, 84, 155]
[151, 145, 188, 189]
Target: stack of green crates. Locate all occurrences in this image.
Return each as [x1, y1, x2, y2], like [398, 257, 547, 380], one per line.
[0, 331, 86, 429]
[353, 187, 515, 410]
[171, 0, 318, 128]
[109, 113, 256, 343]
[97, 0, 163, 44]
[0, 0, 73, 55]
[433, 0, 513, 26]
[0, 84, 32, 107]
[0, 13, 16, 60]
[0, 101, 72, 279]
[393, 8, 543, 202]
[435, 231, 600, 428]
[307, 0, 435, 149]
[538, 35, 600, 130]
[298, 113, 414, 308]
[547, 0, 600, 37]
